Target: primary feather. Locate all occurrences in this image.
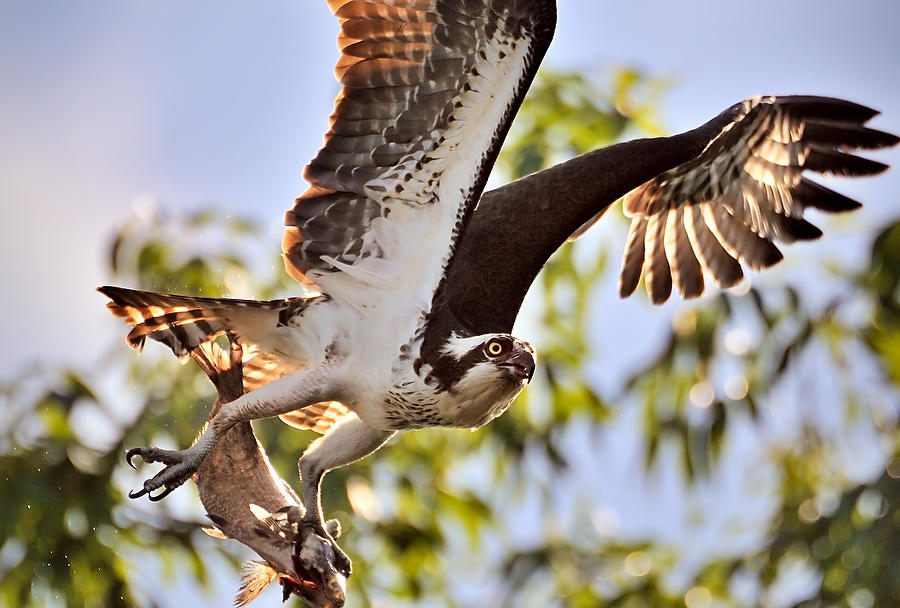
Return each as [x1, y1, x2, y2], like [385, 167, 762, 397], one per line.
[619, 96, 896, 303]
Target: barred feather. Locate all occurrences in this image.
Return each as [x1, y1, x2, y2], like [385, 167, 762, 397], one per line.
[99, 286, 349, 434]
[644, 211, 672, 304]
[235, 561, 278, 607]
[99, 286, 311, 357]
[618, 215, 648, 298]
[619, 95, 898, 303]
[283, 0, 556, 290]
[665, 206, 704, 299]
[684, 204, 744, 289]
[279, 401, 351, 434]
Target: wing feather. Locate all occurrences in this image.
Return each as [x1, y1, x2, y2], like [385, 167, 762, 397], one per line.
[443, 96, 894, 335]
[283, 1, 556, 292]
[279, 401, 352, 435]
[684, 204, 744, 289]
[644, 210, 672, 304]
[618, 215, 648, 298]
[665, 206, 705, 299]
[619, 95, 898, 302]
[100, 286, 351, 433]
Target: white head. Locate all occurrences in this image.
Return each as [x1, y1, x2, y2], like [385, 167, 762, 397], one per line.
[426, 332, 536, 428]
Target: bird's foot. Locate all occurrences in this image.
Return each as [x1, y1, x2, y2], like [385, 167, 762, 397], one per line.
[287, 518, 350, 606]
[296, 518, 352, 576]
[125, 445, 202, 501]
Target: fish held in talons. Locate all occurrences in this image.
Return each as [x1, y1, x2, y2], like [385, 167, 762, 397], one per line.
[188, 338, 348, 607]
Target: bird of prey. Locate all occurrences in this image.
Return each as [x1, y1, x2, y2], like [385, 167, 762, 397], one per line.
[99, 0, 897, 580]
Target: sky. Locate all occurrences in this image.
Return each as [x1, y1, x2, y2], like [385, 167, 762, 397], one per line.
[1, 1, 899, 379]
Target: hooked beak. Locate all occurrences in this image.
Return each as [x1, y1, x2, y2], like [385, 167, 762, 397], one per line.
[500, 349, 536, 383]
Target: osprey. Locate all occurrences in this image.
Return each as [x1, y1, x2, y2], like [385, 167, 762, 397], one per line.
[100, 0, 897, 580]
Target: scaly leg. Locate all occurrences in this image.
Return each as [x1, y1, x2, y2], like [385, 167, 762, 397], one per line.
[295, 413, 395, 576]
[127, 363, 335, 500]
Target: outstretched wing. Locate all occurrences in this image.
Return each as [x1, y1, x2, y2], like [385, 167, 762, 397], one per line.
[282, 0, 556, 299]
[619, 95, 898, 303]
[443, 96, 897, 335]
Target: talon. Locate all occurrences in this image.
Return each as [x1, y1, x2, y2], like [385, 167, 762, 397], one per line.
[148, 485, 176, 502]
[123, 446, 197, 502]
[125, 448, 143, 469]
[335, 551, 352, 577]
[128, 487, 149, 500]
[297, 519, 353, 577]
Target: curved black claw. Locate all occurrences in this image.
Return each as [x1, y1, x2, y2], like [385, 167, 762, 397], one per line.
[127, 484, 178, 502]
[126, 446, 188, 468]
[125, 446, 197, 502]
[332, 544, 352, 578]
[125, 447, 143, 470]
[128, 486, 148, 499]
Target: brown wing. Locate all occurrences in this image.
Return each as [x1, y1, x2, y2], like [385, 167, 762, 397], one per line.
[282, 0, 556, 288]
[443, 97, 896, 336]
[619, 95, 898, 304]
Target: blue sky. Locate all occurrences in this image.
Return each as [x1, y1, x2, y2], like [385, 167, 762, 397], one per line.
[1, 0, 898, 378]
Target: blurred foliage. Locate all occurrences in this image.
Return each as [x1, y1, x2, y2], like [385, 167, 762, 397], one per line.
[498, 68, 668, 178]
[1, 67, 898, 608]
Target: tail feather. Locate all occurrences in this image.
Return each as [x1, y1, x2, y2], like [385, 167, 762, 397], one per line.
[235, 561, 278, 607]
[99, 286, 350, 435]
[98, 286, 312, 360]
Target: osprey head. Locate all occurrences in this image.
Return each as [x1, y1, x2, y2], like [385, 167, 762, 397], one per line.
[427, 333, 536, 428]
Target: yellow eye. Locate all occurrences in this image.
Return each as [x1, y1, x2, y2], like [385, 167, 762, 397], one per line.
[485, 338, 507, 357]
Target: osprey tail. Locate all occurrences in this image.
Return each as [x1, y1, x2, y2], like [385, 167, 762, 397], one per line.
[98, 286, 314, 360]
[99, 285, 351, 434]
